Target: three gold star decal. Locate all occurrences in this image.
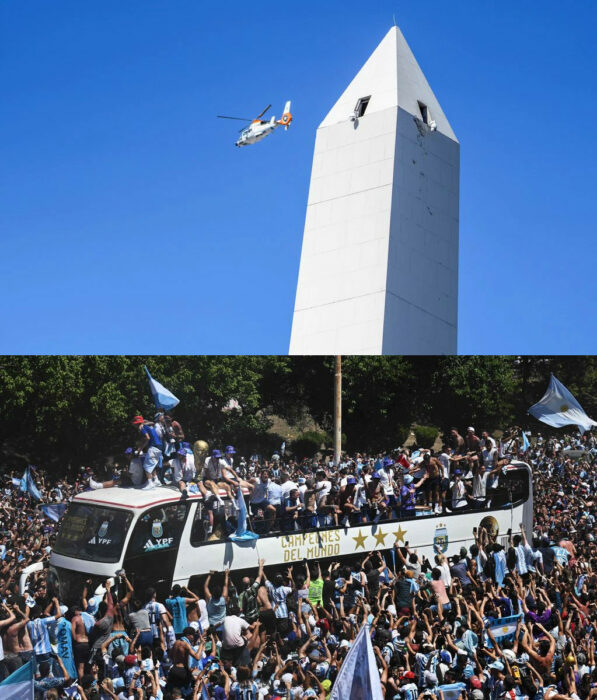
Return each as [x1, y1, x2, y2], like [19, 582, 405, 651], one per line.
[351, 526, 408, 550]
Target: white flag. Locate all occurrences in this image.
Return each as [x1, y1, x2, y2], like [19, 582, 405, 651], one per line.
[330, 623, 383, 700]
[529, 374, 597, 434]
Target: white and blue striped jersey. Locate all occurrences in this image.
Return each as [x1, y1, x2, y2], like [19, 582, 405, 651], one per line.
[27, 616, 56, 656]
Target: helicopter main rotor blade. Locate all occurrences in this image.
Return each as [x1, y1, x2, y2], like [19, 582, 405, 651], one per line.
[217, 115, 252, 121]
[256, 104, 271, 119]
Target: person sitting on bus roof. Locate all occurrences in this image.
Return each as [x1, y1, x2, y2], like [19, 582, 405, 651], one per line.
[171, 447, 203, 500]
[202, 449, 236, 505]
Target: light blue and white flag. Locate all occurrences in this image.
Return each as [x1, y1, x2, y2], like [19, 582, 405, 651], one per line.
[0, 658, 34, 699]
[39, 503, 68, 522]
[439, 683, 467, 700]
[330, 623, 384, 700]
[144, 366, 180, 411]
[529, 374, 597, 434]
[521, 431, 530, 452]
[11, 477, 20, 487]
[280, 441, 286, 456]
[229, 485, 259, 542]
[484, 613, 523, 647]
[20, 466, 41, 501]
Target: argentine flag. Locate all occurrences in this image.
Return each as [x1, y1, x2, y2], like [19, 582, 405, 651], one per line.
[529, 374, 597, 434]
[521, 431, 530, 452]
[0, 658, 34, 698]
[330, 623, 383, 700]
[20, 466, 41, 501]
[144, 366, 180, 411]
[229, 485, 259, 542]
[40, 503, 68, 522]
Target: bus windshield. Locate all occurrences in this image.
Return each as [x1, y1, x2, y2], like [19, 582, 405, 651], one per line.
[53, 502, 133, 563]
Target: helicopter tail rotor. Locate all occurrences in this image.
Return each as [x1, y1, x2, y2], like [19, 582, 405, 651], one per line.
[276, 100, 292, 130]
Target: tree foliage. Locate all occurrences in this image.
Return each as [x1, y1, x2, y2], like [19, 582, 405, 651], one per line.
[1, 356, 596, 473]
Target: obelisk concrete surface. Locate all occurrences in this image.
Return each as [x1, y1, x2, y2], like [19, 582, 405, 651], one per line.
[290, 26, 459, 354]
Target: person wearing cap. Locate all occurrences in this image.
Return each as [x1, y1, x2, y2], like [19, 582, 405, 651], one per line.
[465, 427, 481, 453]
[132, 415, 163, 487]
[338, 476, 362, 526]
[171, 446, 201, 499]
[202, 449, 235, 503]
[399, 473, 425, 518]
[224, 445, 236, 470]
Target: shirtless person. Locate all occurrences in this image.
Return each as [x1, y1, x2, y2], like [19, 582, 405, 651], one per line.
[422, 453, 442, 512]
[71, 605, 90, 678]
[256, 574, 276, 645]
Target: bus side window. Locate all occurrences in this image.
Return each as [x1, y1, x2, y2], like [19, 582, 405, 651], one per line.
[190, 499, 235, 545]
[190, 502, 206, 545]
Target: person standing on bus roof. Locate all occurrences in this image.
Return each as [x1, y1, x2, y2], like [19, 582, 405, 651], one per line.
[132, 415, 162, 487]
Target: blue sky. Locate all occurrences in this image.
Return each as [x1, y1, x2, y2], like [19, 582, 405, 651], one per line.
[2, 1, 596, 354]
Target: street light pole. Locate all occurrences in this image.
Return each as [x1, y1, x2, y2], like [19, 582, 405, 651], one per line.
[334, 356, 342, 465]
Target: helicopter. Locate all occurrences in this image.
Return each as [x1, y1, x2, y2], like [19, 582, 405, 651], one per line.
[217, 101, 292, 147]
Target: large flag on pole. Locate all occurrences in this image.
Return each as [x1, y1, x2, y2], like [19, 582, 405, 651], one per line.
[229, 485, 259, 542]
[529, 374, 597, 434]
[144, 366, 180, 411]
[39, 503, 68, 522]
[19, 466, 41, 501]
[330, 623, 384, 700]
[0, 657, 34, 698]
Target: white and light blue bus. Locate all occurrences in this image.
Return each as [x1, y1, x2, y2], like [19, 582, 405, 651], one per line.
[49, 462, 533, 602]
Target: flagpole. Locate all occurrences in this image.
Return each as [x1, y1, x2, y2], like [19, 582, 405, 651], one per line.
[334, 356, 342, 466]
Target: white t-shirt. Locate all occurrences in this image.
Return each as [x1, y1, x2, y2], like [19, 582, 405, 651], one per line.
[281, 480, 298, 500]
[482, 448, 497, 468]
[451, 480, 467, 509]
[221, 614, 250, 649]
[472, 472, 489, 499]
[172, 454, 196, 483]
[378, 467, 394, 495]
[315, 480, 331, 506]
[129, 457, 144, 486]
[439, 453, 450, 479]
[198, 599, 209, 631]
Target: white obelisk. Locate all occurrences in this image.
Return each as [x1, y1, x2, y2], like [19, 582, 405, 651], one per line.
[289, 26, 459, 354]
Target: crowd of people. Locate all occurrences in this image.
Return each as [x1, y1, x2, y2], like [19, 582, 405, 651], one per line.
[0, 420, 595, 700]
[101, 417, 539, 537]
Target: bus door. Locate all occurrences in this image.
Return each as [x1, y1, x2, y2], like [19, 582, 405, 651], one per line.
[122, 502, 190, 598]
